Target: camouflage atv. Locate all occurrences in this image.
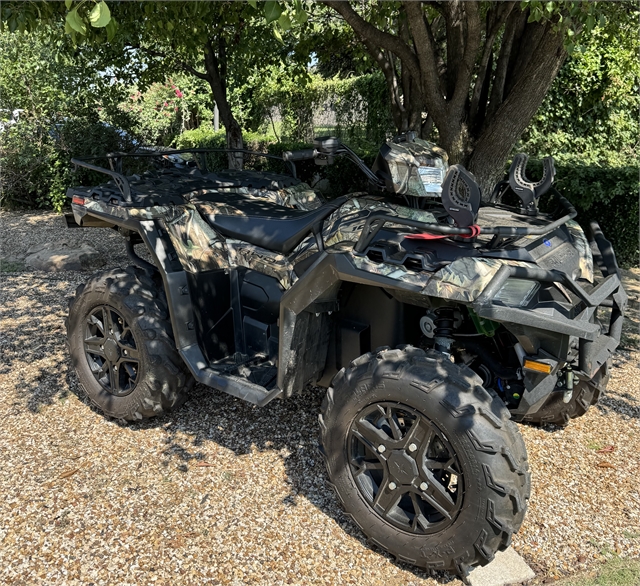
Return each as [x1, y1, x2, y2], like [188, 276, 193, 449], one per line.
[65, 134, 626, 578]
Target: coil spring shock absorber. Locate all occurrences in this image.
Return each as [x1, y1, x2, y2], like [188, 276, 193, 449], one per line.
[433, 308, 455, 354]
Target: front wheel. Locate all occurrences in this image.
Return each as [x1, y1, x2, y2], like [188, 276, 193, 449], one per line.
[319, 346, 530, 576]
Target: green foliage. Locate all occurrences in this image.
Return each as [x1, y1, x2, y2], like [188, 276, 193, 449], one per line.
[1, 117, 129, 211]
[520, 20, 638, 166]
[0, 28, 123, 121]
[558, 165, 638, 268]
[254, 72, 394, 147]
[0, 28, 131, 211]
[116, 77, 213, 147]
[518, 15, 638, 267]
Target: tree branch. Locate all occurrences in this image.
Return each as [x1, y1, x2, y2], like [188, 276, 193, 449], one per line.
[125, 43, 210, 81]
[402, 1, 446, 124]
[469, 2, 515, 126]
[361, 38, 404, 130]
[486, 8, 524, 120]
[450, 0, 482, 113]
[322, 0, 421, 83]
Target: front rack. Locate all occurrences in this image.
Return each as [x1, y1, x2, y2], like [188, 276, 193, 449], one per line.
[352, 188, 577, 252]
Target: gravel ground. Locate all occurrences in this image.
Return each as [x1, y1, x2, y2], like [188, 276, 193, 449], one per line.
[1, 210, 639, 586]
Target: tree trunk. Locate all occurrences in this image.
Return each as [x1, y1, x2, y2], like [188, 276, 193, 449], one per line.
[203, 39, 243, 170]
[325, 1, 570, 196]
[468, 26, 566, 196]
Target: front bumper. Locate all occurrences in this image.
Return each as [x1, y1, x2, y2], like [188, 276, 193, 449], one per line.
[471, 222, 627, 417]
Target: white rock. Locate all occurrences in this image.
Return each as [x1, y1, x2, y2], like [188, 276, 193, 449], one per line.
[468, 547, 535, 586]
[24, 240, 105, 271]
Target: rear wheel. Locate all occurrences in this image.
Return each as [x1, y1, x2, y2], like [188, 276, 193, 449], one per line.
[67, 266, 193, 420]
[319, 346, 530, 576]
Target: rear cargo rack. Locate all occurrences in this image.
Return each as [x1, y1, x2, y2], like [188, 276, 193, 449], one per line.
[70, 148, 298, 203]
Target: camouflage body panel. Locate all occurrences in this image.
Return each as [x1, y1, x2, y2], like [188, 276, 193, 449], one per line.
[381, 139, 448, 198]
[566, 220, 594, 282]
[350, 252, 534, 304]
[322, 196, 437, 248]
[227, 240, 296, 289]
[161, 205, 230, 272]
[195, 202, 248, 218]
[216, 182, 322, 211]
[420, 257, 534, 303]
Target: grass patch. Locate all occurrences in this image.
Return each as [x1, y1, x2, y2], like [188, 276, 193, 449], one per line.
[0, 259, 25, 272]
[561, 558, 640, 586]
[586, 441, 604, 451]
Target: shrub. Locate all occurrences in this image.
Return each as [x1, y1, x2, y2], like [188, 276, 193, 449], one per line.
[529, 159, 638, 268]
[0, 117, 132, 211]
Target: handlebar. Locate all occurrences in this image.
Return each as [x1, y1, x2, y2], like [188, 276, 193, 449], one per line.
[282, 149, 317, 162]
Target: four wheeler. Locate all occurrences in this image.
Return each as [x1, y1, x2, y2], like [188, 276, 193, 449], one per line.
[64, 134, 626, 578]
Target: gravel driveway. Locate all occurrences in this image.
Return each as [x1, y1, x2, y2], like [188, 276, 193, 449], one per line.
[1, 210, 639, 585]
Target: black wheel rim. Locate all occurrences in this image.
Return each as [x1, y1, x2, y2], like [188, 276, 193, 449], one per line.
[84, 305, 140, 397]
[348, 402, 464, 534]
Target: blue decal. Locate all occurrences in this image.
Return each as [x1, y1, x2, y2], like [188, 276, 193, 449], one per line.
[543, 239, 552, 247]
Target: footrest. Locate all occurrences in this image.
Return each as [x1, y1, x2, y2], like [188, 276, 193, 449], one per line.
[180, 345, 282, 407]
[202, 367, 283, 406]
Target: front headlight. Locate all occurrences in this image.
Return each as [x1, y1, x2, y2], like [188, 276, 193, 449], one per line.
[494, 279, 540, 307]
[418, 166, 445, 194]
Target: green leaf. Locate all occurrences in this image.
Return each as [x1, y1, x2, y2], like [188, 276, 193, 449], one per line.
[248, 0, 258, 8]
[294, 7, 308, 24]
[105, 16, 117, 41]
[166, 21, 174, 31]
[264, 1, 282, 24]
[273, 24, 283, 43]
[64, 19, 73, 34]
[65, 0, 73, 9]
[89, 1, 111, 28]
[66, 9, 86, 35]
[278, 12, 291, 30]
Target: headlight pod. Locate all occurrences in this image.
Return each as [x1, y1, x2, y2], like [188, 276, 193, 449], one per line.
[493, 279, 540, 307]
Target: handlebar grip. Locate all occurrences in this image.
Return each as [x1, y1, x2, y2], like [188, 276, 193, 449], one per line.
[282, 149, 316, 162]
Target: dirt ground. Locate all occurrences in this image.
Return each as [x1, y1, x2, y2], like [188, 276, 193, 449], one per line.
[0, 211, 638, 585]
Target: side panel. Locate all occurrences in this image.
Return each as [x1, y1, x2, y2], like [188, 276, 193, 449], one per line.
[317, 283, 423, 387]
[185, 269, 235, 363]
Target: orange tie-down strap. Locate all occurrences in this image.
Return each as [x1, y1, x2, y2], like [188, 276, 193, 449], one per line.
[404, 224, 481, 241]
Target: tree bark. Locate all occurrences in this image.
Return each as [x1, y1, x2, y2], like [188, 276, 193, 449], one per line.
[468, 24, 567, 195]
[203, 38, 243, 169]
[325, 1, 570, 196]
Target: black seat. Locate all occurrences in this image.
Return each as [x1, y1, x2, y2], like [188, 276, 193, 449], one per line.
[201, 195, 346, 254]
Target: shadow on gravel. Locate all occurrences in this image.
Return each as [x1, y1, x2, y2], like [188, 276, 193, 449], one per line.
[74, 382, 458, 584]
[0, 274, 80, 413]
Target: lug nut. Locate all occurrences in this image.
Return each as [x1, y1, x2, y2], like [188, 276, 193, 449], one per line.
[420, 482, 428, 491]
[378, 445, 386, 453]
[408, 443, 417, 452]
[113, 366, 118, 371]
[388, 482, 397, 490]
[123, 350, 127, 355]
[100, 345, 104, 350]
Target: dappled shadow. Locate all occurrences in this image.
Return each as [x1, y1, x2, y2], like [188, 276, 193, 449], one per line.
[108, 382, 460, 584]
[0, 272, 83, 413]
